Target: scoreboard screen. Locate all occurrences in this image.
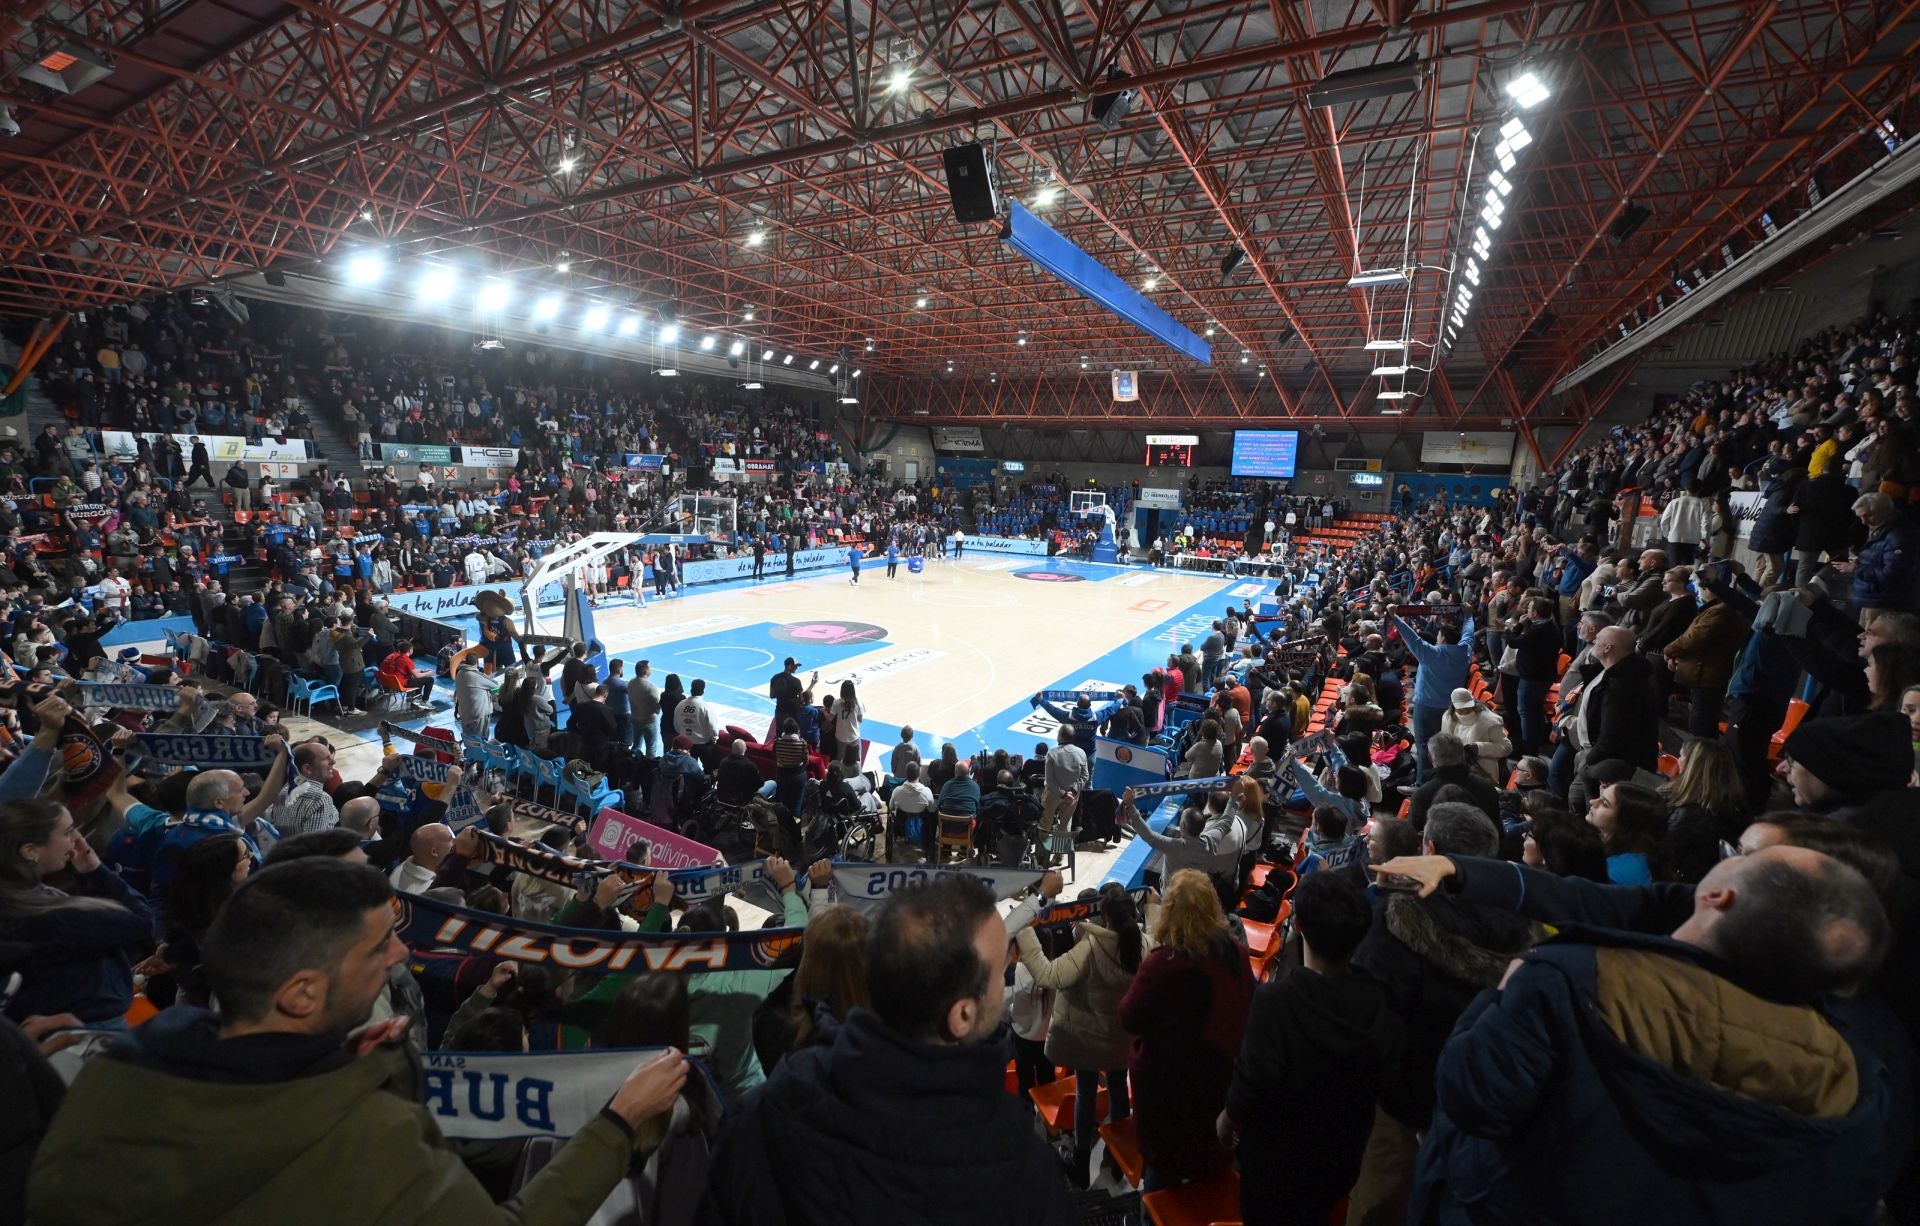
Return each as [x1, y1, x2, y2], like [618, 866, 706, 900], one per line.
[1230, 429, 1300, 479]
[1145, 433, 1198, 467]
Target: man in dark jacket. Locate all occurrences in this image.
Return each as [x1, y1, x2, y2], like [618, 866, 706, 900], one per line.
[1405, 732, 1502, 830]
[1575, 626, 1661, 781]
[1791, 466, 1862, 587]
[565, 684, 620, 770]
[1381, 845, 1892, 1226]
[1847, 491, 1920, 616]
[1222, 871, 1404, 1226]
[702, 874, 1076, 1226]
[1346, 803, 1545, 1224]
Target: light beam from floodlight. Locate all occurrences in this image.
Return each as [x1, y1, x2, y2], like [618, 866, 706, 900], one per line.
[532, 294, 562, 322]
[476, 280, 512, 313]
[345, 252, 387, 287]
[583, 305, 610, 332]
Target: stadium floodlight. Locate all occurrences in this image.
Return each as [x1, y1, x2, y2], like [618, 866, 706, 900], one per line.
[839, 395, 859, 404]
[1016, 330, 1028, 346]
[829, 364, 839, 374]
[415, 267, 456, 304]
[1464, 261, 1481, 286]
[655, 367, 679, 377]
[1496, 147, 1517, 173]
[1481, 204, 1504, 230]
[1489, 169, 1513, 197]
[344, 251, 387, 287]
[700, 335, 716, 350]
[742, 310, 755, 321]
[1347, 268, 1410, 289]
[728, 340, 745, 356]
[582, 304, 611, 332]
[475, 280, 512, 313]
[557, 156, 577, 173]
[1506, 72, 1550, 109]
[809, 359, 820, 369]
[1033, 185, 1058, 208]
[746, 229, 766, 247]
[659, 323, 680, 345]
[890, 66, 911, 91]
[742, 381, 764, 389]
[1364, 339, 1406, 351]
[851, 369, 862, 378]
[915, 297, 928, 308]
[762, 349, 775, 361]
[782, 354, 794, 365]
[618, 315, 642, 337]
[531, 294, 562, 323]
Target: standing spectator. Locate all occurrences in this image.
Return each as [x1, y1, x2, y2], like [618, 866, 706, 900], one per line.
[263, 743, 339, 838]
[1658, 482, 1712, 563]
[630, 659, 662, 757]
[28, 858, 690, 1225]
[1440, 687, 1512, 783]
[832, 679, 863, 770]
[702, 874, 1075, 1225]
[1390, 611, 1473, 782]
[1398, 847, 1891, 1226]
[1663, 577, 1749, 738]
[453, 653, 494, 739]
[1119, 869, 1255, 1191]
[1790, 466, 1861, 586]
[1039, 725, 1089, 838]
[1346, 803, 1542, 1225]
[1848, 490, 1920, 619]
[1013, 881, 1142, 1188]
[1222, 871, 1404, 1226]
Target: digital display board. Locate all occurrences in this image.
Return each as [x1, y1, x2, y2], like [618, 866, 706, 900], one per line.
[1145, 441, 1194, 467]
[1230, 430, 1300, 479]
[1348, 471, 1384, 488]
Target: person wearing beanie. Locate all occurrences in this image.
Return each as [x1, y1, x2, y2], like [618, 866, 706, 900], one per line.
[1783, 712, 1916, 821]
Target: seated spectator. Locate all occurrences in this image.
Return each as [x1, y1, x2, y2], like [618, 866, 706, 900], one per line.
[1440, 687, 1511, 783]
[1585, 781, 1670, 885]
[27, 857, 690, 1225]
[1119, 868, 1254, 1190]
[1223, 871, 1405, 1226]
[1660, 738, 1749, 883]
[714, 738, 765, 806]
[1300, 805, 1368, 875]
[1, 798, 154, 1026]
[703, 874, 1075, 1225]
[1521, 807, 1610, 882]
[752, 902, 870, 1075]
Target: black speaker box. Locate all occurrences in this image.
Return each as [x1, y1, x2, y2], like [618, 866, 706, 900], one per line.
[942, 143, 999, 224]
[1608, 203, 1653, 244]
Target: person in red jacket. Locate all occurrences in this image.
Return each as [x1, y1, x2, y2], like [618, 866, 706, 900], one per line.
[377, 637, 435, 709]
[1119, 868, 1255, 1191]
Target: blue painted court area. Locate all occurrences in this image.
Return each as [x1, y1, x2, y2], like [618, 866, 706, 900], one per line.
[381, 560, 1253, 762]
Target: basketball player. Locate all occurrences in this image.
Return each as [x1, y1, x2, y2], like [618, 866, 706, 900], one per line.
[847, 542, 863, 586]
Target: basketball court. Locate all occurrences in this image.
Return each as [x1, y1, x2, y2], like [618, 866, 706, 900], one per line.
[426, 552, 1251, 764]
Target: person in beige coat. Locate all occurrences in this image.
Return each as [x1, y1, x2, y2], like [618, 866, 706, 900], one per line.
[1014, 883, 1144, 1188]
[1441, 688, 1514, 784]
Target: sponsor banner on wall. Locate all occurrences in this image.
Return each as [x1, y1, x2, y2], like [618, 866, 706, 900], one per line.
[679, 546, 843, 585]
[965, 534, 1050, 556]
[624, 453, 667, 470]
[1419, 431, 1517, 466]
[585, 809, 725, 868]
[1137, 486, 1183, 511]
[710, 458, 743, 474]
[743, 459, 775, 473]
[456, 445, 520, 468]
[377, 442, 456, 465]
[102, 430, 310, 465]
[258, 462, 301, 479]
[382, 581, 526, 621]
[931, 426, 985, 452]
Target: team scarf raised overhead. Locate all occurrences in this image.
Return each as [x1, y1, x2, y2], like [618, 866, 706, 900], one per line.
[133, 733, 280, 771]
[1036, 689, 1126, 706]
[423, 1047, 713, 1141]
[395, 890, 804, 974]
[1127, 774, 1236, 802]
[829, 863, 1052, 916]
[72, 681, 182, 711]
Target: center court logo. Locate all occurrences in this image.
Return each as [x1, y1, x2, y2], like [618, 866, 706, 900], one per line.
[1014, 570, 1083, 583]
[771, 620, 888, 645]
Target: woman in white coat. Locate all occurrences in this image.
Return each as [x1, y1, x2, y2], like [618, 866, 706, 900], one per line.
[1441, 687, 1513, 784]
